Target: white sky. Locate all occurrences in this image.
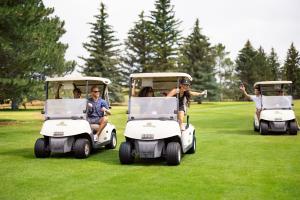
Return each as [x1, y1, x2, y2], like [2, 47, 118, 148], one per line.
[43, 0, 300, 69]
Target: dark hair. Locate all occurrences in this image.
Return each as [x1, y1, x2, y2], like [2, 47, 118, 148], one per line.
[90, 85, 99, 92]
[138, 87, 154, 97]
[254, 85, 260, 92]
[184, 90, 191, 107]
[73, 88, 81, 94]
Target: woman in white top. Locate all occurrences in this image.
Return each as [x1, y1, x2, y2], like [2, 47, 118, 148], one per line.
[240, 84, 262, 119]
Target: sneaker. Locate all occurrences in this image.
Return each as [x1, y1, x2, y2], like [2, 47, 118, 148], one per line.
[94, 135, 98, 141]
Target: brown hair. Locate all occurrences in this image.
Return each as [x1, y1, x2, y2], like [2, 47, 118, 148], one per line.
[138, 87, 154, 97]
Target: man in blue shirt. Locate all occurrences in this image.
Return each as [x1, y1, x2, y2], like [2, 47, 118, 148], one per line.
[87, 85, 111, 141]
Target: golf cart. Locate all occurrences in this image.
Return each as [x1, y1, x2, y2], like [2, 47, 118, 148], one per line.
[119, 73, 196, 165]
[253, 81, 299, 135]
[34, 75, 117, 159]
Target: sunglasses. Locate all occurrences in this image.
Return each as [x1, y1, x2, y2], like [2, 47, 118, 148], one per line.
[92, 91, 100, 93]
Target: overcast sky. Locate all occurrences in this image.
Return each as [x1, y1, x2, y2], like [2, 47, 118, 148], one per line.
[43, 0, 300, 68]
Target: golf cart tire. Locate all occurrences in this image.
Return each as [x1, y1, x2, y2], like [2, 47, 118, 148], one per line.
[260, 121, 268, 135]
[166, 142, 181, 166]
[289, 121, 298, 135]
[74, 138, 91, 159]
[105, 131, 117, 149]
[186, 134, 196, 154]
[34, 138, 50, 158]
[119, 142, 134, 164]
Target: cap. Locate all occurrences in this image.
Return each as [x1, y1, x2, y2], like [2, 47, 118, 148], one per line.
[180, 78, 190, 85]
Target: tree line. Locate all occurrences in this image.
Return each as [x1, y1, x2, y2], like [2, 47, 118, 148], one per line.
[1, 0, 300, 109]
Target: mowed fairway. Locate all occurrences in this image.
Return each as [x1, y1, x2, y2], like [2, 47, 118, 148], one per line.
[0, 101, 300, 200]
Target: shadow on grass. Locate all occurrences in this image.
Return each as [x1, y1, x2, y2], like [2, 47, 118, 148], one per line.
[0, 145, 188, 166]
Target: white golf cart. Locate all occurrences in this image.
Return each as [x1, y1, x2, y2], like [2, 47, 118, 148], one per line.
[119, 73, 196, 165]
[253, 81, 299, 135]
[34, 75, 117, 159]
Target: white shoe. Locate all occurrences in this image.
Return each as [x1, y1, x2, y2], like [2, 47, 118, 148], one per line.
[94, 135, 98, 141]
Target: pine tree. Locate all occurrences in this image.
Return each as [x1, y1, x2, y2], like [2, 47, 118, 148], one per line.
[267, 48, 281, 80]
[282, 43, 300, 98]
[149, 0, 181, 72]
[236, 40, 258, 89]
[0, 0, 75, 109]
[80, 2, 123, 102]
[121, 11, 153, 85]
[179, 19, 218, 101]
[255, 46, 271, 81]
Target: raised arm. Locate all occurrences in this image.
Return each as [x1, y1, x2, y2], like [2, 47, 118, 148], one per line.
[239, 85, 251, 100]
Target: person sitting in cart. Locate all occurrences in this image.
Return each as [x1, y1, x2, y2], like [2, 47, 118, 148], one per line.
[131, 80, 154, 97]
[167, 79, 207, 131]
[87, 85, 111, 141]
[240, 84, 262, 119]
[73, 88, 82, 99]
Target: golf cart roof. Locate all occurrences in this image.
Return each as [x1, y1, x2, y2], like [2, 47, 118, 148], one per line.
[130, 72, 192, 81]
[46, 75, 111, 84]
[254, 81, 292, 87]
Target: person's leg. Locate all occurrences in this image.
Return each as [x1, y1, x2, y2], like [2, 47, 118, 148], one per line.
[256, 109, 261, 120]
[178, 111, 185, 131]
[96, 116, 108, 138]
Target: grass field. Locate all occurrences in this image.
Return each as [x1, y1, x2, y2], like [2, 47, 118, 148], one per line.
[0, 101, 300, 200]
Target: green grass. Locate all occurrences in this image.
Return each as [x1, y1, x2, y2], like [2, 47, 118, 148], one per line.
[0, 101, 300, 200]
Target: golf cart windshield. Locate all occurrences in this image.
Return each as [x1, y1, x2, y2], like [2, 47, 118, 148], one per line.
[262, 96, 292, 110]
[45, 99, 87, 119]
[129, 97, 177, 120]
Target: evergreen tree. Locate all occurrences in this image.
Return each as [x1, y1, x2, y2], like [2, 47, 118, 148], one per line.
[267, 48, 281, 80]
[179, 19, 218, 100]
[282, 43, 300, 98]
[121, 11, 153, 85]
[80, 2, 123, 102]
[0, 0, 75, 109]
[255, 46, 271, 81]
[149, 0, 181, 71]
[236, 40, 258, 89]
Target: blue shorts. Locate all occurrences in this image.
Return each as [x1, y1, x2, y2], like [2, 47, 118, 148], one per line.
[87, 117, 101, 124]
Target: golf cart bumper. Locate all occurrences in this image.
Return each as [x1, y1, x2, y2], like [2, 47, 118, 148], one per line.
[49, 137, 74, 153]
[268, 121, 288, 132]
[135, 140, 165, 158]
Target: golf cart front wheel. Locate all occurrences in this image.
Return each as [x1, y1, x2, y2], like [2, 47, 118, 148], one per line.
[260, 121, 268, 135]
[289, 121, 298, 135]
[105, 131, 117, 149]
[34, 138, 50, 158]
[74, 138, 91, 159]
[187, 134, 196, 154]
[166, 142, 181, 165]
[119, 142, 134, 164]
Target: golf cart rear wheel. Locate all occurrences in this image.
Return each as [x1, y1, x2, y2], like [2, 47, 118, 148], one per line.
[105, 131, 117, 149]
[289, 121, 298, 135]
[187, 134, 196, 154]
[74, 138, 91, 159]
[166, 142, 181, 165]
[119, 142, 134, 164]
[34, 138, 50, 158]
[260, 121, 268, 135]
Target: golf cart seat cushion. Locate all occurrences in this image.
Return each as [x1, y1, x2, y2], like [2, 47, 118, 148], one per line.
[90, 124, 99, 131]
